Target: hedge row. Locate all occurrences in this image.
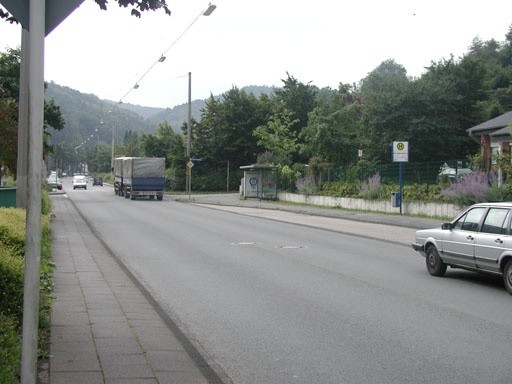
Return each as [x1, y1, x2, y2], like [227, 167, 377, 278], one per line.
[0, 194, 53, 384]
[0, 313, 20, 384]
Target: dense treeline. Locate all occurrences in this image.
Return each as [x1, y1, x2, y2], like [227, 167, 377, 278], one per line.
[0, 48, 66, 177]
[144, 26, 512, 191]
[1, 26, 511, 192]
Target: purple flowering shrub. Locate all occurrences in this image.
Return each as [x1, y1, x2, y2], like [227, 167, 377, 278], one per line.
[359, 172, 384, 200]
[440, 171, 494, 205]
[295, 176, 317, 196]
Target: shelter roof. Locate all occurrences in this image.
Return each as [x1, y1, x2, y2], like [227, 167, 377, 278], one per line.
[240, 164, 277, 171]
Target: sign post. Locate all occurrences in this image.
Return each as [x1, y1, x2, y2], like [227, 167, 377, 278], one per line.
[186, 160, 194, 199]
[392, 141, 409, 214]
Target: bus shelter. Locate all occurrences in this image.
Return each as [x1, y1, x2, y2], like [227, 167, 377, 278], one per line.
[240, 165, 278, 200]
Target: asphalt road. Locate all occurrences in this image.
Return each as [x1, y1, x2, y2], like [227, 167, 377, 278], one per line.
[64, 182, 512, 384]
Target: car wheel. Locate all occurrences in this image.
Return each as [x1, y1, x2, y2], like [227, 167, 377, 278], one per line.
[504, 260, 512, 295]
[425, 245, 447, 277]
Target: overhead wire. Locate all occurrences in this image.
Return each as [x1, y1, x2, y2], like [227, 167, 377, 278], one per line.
[117, 3, 216, 104]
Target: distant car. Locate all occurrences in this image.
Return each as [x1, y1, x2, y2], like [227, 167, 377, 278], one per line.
[412, 202, 512, 295]
[92, 177, 103, 186]
[72, 175, 87, 190]
[47, 173, 63, 190]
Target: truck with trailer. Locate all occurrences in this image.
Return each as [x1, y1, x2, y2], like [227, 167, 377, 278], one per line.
[113, 156, 129, 196]
[121, 157, 166, 200]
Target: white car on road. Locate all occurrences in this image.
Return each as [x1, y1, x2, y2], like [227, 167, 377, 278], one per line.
[72, 175, 87, 190]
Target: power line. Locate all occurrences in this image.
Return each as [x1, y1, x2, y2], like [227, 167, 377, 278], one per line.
[118, 3, 216, 104]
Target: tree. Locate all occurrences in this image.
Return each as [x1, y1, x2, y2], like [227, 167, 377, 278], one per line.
[84, 142, 111, 173]
[274, 73, 318, 134]
[0, 47, 20, 99]
[464, 29, 512, 116]
[141, 121, 184, 167]
[412, 56, 484, 160]
[93, 0, 171, 17]
[194, 87, 270, 170]
[273, 73, 318, 162]
[253, 109, 299, 165]
[0, 98, 18, 176]
[1, 0, 171, 22]
[123, 129, 142, 157]
[44, 98, 65, 156]
[359, 60, 412, 162]
[193, 95, 222, 164]
[191, 88, 273, 191]
[0, 48, 65, 176]
[301, 84, 362, 167]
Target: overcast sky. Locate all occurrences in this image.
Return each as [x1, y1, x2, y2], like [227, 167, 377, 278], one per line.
[1, 0, 512, 109]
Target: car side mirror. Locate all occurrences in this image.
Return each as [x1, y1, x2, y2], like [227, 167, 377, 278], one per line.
[441, 222, 453, 230]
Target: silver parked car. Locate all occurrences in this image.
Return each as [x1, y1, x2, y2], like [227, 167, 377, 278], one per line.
[412, 202, 512, 294]
[47, 172, 63, 190]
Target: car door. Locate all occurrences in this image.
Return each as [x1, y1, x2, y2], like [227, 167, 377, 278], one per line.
[474, 208, 511, 273]
[441, 207, 486, 268]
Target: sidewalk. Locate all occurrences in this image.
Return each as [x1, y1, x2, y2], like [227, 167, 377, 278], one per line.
[171, 193, 443, 230]
[49, 195, 225, 384]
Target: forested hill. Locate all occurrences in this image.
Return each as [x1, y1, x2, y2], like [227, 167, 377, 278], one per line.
[44, 82, 274, 145]
[45, 82, 156, 146]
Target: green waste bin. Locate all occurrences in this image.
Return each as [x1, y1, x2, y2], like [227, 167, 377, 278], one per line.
[0, 187, 17, 208]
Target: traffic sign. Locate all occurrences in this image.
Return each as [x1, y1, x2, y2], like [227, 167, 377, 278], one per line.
[392, 141, 409, 162]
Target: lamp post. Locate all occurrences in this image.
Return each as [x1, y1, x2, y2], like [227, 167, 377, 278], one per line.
[109, 110, 114, 173]
[185, 3, 216, 198]
[186, 71, 192, 198]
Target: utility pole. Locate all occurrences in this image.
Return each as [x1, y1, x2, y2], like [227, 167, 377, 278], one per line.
[21, 0, 45, 382]
[187, 72, 192, 199]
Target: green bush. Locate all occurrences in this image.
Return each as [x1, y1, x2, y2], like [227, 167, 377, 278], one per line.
[41, 191, 51, 216]
[403, 184, 441, 202]
[295, 176, 318, 196]
[278, 165, 295, 192]
[0, 244, 24, 322]
[0, 313, 20, 384]
[0, 203, 53, 379]
[0, 208, 26, 258]
[485, 183, 512, 202]
[357, 174, 398, 200]
[320, 181, 359, 197]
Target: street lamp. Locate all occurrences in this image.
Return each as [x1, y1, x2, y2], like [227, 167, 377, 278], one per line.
[109, 110, 115, 173]
[203, 3, 216, 16]
[186, 3, 216, 198]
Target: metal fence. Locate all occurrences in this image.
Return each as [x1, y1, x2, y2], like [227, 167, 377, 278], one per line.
[374, 159, 473, 185]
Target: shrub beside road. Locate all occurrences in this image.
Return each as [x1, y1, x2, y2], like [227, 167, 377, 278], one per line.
[0, 194, 53, 384]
